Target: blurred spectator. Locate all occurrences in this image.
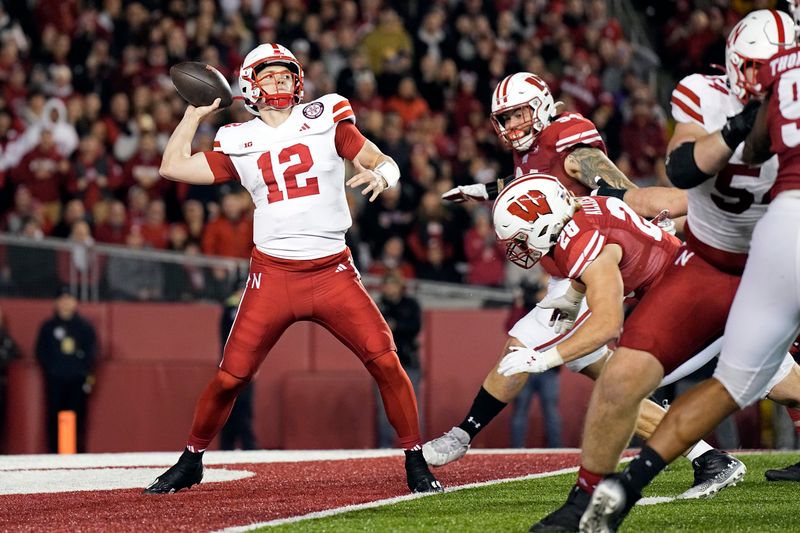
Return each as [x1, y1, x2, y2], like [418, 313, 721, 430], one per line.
[94, 200, 129, 245]
[369, 236, 415, 280]
[202, 192, 253, 259]
[57, 220, 97, 288]
[140, 199, 169, 249]
[620, 92, 667, 184]
[219, 282, 257, 450]
[463, 208, 505, 287]
[384, 76, 430, 127]
[69, 135, 123, 213]
[360, 8, 413, 74]
[51, 198, 88, 239]
[375, 272, 421, 448]
[123, 132, 164, 199]
[416, 241, 461, 283]
[181, 199, 206, 244]
[12, 129, 69, 225]
[0, 304, 20, 452]
[105, 225, 164, 301]
[506, 279, 563, 448]
[36, 287, 97, 453]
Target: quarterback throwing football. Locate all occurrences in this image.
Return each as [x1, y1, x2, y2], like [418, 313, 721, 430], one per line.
[144, 44, 442, 495]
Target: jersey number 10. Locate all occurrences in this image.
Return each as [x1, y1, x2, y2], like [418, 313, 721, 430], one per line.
[257, 143, 320, 203]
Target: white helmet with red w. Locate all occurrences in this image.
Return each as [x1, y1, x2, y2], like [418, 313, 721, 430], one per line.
[239, 43, 304, 115]
[492, 174, 576, 269]
[725, 10, 795, 102]
[490, 73, 555, 152]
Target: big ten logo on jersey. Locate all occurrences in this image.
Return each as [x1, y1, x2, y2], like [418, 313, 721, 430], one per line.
[257, 143, 320, 203]
[507, 190, 552, 222]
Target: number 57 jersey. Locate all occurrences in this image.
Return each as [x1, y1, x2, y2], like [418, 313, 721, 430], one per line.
[204, 94, 364, 260]
[670, 74, 778, 260]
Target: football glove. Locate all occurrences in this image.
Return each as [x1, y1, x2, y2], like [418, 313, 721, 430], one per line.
[497, 346, 564, 376]
[538, 285, 585, 334]
[651, 209, 676, 236]
[442, 183, 489, 203]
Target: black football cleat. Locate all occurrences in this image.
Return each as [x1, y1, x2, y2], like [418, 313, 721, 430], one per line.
[530, 485, 590, 532]
[678, 450, 746, 499]
[144, 449, 204, 494]
[405, 450, 444, 493]
[765, 460, 800, 481]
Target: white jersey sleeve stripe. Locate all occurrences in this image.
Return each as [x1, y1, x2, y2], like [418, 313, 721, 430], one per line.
[556, 134, 603, 152]
[555, 129, 601, 147]
[568, 231, 606, 279]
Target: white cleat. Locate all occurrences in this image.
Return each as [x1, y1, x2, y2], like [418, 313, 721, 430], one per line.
[678, 450, 747, 499]
[580, 478, 626, 533]
[422, 427, 470, 467]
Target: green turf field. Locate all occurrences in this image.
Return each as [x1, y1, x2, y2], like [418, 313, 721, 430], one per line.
[261, 452, 800, 532]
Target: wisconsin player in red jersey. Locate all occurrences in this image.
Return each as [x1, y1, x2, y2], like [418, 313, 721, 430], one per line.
[493, 175, 800, 533]
[144, 43, 442, 495]
[424, 73, 730, 495]
[582, 10, 800, 532]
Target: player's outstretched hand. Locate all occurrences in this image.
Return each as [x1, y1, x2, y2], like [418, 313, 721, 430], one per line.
[441, 184, 489, 203]
[185, 98, 221, 121]
[347, 159, 387, 202]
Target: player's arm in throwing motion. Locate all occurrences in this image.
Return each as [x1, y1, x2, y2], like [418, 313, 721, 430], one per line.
[159, 98, 222, 184]
[346, 139, 401, 202]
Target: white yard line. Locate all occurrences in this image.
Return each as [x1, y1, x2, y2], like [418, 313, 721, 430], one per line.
[213, 465, 582, 532]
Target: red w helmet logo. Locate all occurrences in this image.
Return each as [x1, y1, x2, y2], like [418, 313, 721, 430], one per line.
[507, 190, 552, 222]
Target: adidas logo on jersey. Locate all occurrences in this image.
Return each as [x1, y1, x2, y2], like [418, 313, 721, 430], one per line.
[300, 123, 310, 131]
[335, 263, 348, 273]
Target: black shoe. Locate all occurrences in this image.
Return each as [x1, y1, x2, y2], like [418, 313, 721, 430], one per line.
[765, 460, 800, 481]
[678, 450, 746, 499]
[530, 485, 589, 532]
[405, 450, 444, 493]
[143, 449, 204, 494]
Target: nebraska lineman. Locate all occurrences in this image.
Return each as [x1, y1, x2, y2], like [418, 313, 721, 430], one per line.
[144, 43, 442, 494]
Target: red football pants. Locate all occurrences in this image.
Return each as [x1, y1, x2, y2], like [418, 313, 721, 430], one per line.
[187, 247, 421, 450]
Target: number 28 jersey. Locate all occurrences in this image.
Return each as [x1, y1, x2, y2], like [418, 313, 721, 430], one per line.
[204, 94, 365, 260]
[670, 74, 777, 256]
[551, 196, 681, 298]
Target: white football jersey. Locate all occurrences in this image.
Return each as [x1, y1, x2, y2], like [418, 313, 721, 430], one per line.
[213, 94, 357, 260]
[670, 73, 777, 254]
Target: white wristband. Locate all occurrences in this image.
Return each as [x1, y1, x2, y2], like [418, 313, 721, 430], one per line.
[565, 285, 585, 305]
[374, 159, 400, 188]
[541, 347, 564, 369]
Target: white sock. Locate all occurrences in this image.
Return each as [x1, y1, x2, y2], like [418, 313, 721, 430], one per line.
[685, 440, 714, 461]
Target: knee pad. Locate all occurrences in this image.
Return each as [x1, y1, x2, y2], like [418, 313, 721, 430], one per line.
[213, 369, 251, 394]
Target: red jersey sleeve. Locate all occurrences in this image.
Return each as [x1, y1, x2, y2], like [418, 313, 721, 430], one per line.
[552, 114, 606, 154]
[335, 121, 367, 160]
[203, 151, 240, 183]
[554, 225, 607, 280]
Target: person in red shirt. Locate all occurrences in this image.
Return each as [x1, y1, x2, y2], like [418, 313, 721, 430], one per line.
[463, 208, 506, 287]
[384, 76, 430, 127]
[139, 199, 169, 249]
[201, 192, 253, 259]
[123, 132, 165, 199]
[68, 135, 123, 212]
[94, 200, 129, 245]
[12, 129, 69, 225]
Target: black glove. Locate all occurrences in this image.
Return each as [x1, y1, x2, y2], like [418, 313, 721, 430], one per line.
[720, 99, 761, 150]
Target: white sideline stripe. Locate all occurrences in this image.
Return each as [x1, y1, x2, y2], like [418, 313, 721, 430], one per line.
[638, 496, 674, 505]
[214, 466, 582, 532]
[0, 449, 583, 471]
[0, 467, 253, 495]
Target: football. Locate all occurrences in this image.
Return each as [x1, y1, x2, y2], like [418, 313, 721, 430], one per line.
[170, 62, 234, 108]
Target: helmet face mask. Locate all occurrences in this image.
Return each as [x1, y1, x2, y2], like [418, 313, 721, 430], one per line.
[491, 73, 554, 152]
[239, 44, 304, 114]
[503, 230, 544, 269]
[725, 10, 796, 102]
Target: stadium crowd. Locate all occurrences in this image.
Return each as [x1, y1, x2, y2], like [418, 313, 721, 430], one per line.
[0, 0, 755, 298]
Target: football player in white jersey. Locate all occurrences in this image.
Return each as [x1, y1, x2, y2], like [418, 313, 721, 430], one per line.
[143, 43, 442, 495]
